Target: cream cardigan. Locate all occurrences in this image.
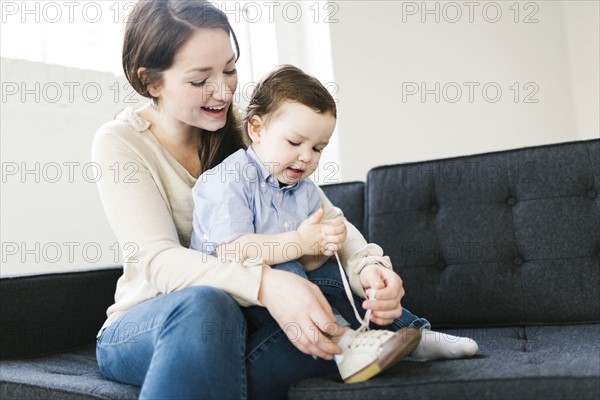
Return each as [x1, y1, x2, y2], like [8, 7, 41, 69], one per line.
[92, 107, 388, 335]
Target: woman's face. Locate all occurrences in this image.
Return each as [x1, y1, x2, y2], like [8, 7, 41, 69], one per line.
[151, 28, 238, 132]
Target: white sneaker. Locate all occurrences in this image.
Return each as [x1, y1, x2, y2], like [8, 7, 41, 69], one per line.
[336, 327, 421, 383]
[332, 253, 422, 383]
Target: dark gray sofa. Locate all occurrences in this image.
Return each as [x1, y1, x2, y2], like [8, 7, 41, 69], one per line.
[2, 139, 599, 400]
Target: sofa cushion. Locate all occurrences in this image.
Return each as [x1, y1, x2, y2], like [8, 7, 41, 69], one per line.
[366, 139, 600, 327]
[0, 346, 139, 400]
[289, 324, 600, 400]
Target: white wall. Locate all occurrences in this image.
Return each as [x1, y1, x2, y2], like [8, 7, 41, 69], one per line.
[1, 0, 598, 276]
[562, 0, 600, 140]
[1, 58, 144, 276]
[329, 0, 599, 181]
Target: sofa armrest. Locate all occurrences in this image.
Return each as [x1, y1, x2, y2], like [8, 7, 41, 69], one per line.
[0, 267, 122, 359]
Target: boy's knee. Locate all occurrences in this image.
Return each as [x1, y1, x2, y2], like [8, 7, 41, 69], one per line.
[273, 260, 306, 278]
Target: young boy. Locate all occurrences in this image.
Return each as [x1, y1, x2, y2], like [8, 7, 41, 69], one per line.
[190, 65, 476, 383]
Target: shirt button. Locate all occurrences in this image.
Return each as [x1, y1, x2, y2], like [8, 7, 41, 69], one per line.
[275, 193, 280, 198]
[260, 182, 266, 188]
[283, 222, 290, 229]
[269, 177, 274, 183]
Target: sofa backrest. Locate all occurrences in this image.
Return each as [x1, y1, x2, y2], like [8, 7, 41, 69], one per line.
[321, 181, 365, 235]
[365, 139, 600, 327]
[0, 268, 122, 359]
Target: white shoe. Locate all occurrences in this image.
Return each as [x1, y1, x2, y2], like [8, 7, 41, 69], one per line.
[336, 327, 421, 383]
[332, 253, 421, 383]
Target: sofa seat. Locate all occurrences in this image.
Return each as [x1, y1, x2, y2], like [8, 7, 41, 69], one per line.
[289, 324, 600, 400]
[2, 324, 598, 400]
[0, 347, 139, 400]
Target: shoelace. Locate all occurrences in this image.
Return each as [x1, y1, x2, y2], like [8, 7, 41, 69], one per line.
[334, 252, 377, 333]
[346, 329, 392, 348]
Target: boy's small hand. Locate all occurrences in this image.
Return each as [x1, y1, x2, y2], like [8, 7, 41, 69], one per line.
[297, 210, 347, 256]
[297, 208, 325, 255]
[359, 264, 404, 326]
[320, 218, 347, 256]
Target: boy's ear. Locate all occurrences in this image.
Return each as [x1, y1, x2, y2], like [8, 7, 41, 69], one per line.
[247, 115, 263, 144]
[137, 67, 160, 97]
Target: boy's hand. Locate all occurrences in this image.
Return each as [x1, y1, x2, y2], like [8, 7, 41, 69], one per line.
[359, 264, 404, 326]
[297, 208, 326, 255]
[320, 217, 346, 256]
[297, 209, 347, 257]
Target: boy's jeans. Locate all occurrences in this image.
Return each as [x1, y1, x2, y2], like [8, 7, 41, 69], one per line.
[245, 260, 430, 332]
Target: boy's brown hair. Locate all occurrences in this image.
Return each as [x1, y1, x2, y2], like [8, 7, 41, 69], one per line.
[244, 65, 337, 133]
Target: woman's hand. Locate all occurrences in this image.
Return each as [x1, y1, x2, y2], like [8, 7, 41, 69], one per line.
[258, 266, 343, 360]
[297, 209, 347, 257]
[359, 264, 404, 326]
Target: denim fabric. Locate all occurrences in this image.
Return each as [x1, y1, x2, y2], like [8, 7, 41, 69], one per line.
[96, 286, 247, 399]
[96, 261, 429, 400]
[96, 285, 337, 400]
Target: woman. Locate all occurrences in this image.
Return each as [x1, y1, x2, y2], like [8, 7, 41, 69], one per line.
[94, 1, 475, 399]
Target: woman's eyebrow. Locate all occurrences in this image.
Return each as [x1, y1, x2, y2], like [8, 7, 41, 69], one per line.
[184, 54, 236, 74]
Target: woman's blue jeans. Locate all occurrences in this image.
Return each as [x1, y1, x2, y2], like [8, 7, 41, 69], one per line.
[96, 261, 430, 400]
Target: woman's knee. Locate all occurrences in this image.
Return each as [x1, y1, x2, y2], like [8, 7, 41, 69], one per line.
[173, 286, 244, 323]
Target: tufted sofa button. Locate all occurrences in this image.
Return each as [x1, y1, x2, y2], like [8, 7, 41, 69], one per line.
[507, 196, 516, 206]
[514, 256, 523, 266]
[430, 204, 439, 213]
[587, 190, 598, 199]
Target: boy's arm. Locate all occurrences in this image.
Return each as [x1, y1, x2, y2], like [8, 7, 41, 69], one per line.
[216, 231, 303, 265]
[217, 209, 326, 265]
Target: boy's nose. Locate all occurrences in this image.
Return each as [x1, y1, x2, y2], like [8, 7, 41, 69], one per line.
[298, 149, 311, 162]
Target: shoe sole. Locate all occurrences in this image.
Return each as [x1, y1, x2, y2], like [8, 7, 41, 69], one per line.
[344, 328, 421, 384]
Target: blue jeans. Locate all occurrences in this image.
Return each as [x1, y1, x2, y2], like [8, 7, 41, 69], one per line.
[96, 261, 429, 399]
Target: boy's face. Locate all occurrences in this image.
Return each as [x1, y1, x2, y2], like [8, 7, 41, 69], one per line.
[248, 102, 336, 186]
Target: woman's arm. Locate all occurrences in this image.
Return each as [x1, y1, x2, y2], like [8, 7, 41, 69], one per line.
[92, 124, 263, 306]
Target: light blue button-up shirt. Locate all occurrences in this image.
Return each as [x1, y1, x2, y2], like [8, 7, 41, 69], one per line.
[190, 147, 322, 256]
